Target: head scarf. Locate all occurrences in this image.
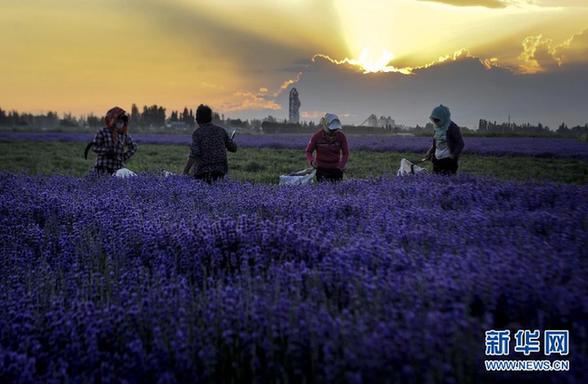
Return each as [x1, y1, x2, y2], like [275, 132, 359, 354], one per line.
[104, 106, 129, 143]
[320, 113, 342, 134]
[430, 105, 451, 145]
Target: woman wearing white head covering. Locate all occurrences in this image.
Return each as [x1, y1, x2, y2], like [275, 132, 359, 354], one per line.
[424, 105, 464, 175]
[305, 113, 349, 182]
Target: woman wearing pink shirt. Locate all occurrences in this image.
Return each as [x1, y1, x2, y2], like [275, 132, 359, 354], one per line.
[305, 113, 349, 182]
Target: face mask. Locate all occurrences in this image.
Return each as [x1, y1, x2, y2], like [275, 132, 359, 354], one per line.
[115, 121, 125, 130]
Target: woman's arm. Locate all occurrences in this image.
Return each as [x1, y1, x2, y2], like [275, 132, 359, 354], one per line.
[183, 157, 196, 175]
[449, 125, 464, 157]
[189, 130, 201, 160]
[123, 135, 138, 162]
[184, 131, 200, 175]
[224, 130, 237, 153]
[424, 139, 436, 160]
[339, 134, 349, 169]
[305, 134, 317, 166]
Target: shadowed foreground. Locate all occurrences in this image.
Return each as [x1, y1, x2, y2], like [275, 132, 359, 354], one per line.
[0, 174, 586, 383]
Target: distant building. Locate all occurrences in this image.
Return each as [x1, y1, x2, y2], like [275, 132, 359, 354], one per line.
[366, 114, 378, 127]
[378, 116, 396, 129]
[289, 88, 301, 123]
[361, 114, 396, 129]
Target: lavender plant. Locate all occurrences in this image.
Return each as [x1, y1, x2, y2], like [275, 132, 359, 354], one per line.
[0, 174, 586, 383]
[2, 132, 588, 159]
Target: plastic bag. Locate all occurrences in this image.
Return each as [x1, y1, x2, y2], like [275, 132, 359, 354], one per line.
[397, 159, 427, 177]
[113, 168, 137, 178]
[279, 168, 316, 186]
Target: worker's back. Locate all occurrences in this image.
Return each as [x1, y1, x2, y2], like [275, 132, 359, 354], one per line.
[191, 122, 237, 176]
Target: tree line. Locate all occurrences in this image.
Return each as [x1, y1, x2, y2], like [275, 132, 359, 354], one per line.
[0, 104, 181, 130]
[1, 105, 586, 138]
[0, 104, 261, 132]
[478, 119, 588, 137]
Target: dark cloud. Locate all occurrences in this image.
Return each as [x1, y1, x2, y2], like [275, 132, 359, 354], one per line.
[264, 55, 588, 129]
[418, 0, 508, 8]
[276, 58, 315, 73]
[124, 0, 343, 76]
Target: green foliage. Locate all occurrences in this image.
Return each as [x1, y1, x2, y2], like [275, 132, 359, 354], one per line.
[1, 141, 587, 184]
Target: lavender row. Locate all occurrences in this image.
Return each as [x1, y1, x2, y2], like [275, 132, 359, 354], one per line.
[2, 131, 588, 159]
[0, 174, 586, 382]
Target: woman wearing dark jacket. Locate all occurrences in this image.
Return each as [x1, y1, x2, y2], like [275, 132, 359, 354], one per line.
[424, 105, 464, 175]
[183, 104, 237, 183]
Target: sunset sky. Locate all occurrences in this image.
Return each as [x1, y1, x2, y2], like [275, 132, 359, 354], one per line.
[0, 0, 587, 127]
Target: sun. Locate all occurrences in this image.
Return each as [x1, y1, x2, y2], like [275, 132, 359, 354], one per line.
[355, 49, 395, 73]
[346, 48, 411, 74]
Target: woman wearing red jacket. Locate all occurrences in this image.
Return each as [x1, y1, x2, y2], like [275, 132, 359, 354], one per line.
[305, 113, 349, 182]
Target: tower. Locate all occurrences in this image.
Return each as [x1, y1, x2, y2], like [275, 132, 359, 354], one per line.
[289, 88, 301, 124]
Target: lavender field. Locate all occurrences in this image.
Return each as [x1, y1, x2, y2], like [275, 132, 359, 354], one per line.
[2, 131, 588, 159]
[1, 173, 586, 383]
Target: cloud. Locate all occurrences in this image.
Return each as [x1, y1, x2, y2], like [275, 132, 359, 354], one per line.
[532, 0, 588, 7]
[2, 0, 586, 120]
[517, 29, 588, 73]
[311, 53, 412, 75]
[218, 91, 281, 112]
[556, 29, 588, 66]
[272, 73, 304, 98]
[216, 74, 302, 115]
[417, 0, 579, 9]
[265, 28, 588, 125]
[264, 48, 588, 128]
[201, 82, 226, 91]
[518, 35, 560, 73]
[312, 49, 494, 75]
[418, 0, 509, 8]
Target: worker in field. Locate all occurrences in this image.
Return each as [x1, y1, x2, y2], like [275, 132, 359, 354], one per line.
[183, 104, 237, 183]
[305, 113, 349, 182]
[424, 105, 464, 175]
[89, 106, 138, 175]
